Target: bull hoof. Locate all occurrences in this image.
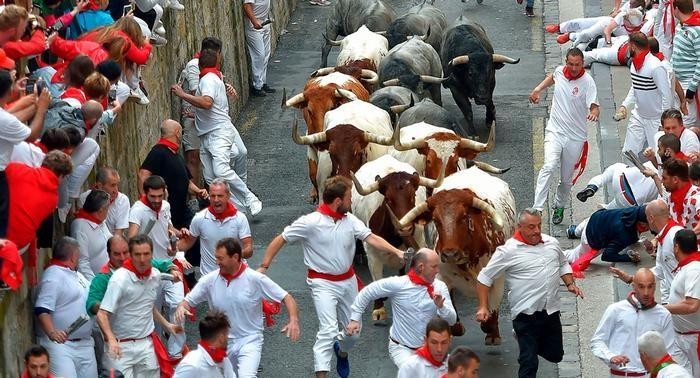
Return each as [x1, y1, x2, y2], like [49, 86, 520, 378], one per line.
[372, 308, 387, 321]
[450, 322, 465, 337]
[485, 336, 502, 345]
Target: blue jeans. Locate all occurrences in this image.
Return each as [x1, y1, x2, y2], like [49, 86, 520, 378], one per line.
[527, 0, 534, 7]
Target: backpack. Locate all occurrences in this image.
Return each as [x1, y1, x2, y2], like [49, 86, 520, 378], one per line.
[42, 99, 88, 138]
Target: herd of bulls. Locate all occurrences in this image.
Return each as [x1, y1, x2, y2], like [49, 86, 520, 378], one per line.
[281, 0, 522, 345]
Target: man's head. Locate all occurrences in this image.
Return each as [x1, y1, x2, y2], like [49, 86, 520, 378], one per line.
[199, 309, 230, 350]
[95, 166, 120, 202]
[661, 157, 689, 192]
[648, 37, 661, 56]
[63, 126, 83, 152]
[638, 331, 669, 372]
[322, 176, 352, 214]
[672, 0, 694, 18]
[41, 150, 73, 178]
[95, 60, 122, 85]
[672, 228, 697, 262]
[40, 128, 71, 153]
[52, 236, 80, 269]
[64, 54, 95, 88]
[628, 32, 649, 56]
[0, 68, 12, 102]
[644, 199, 670, 233]
[0, 5, 29, 44]
[410, 248, 441, 283]
[201, 37, 223, 54]
[215, 237, 242, 275]
[83, 72, 111, 102]
[623, 9, 645, 31]
[83, 189, 110, 222]
[516, 208, 542, 245]
[658, 134, 682, 165]
[143, 175, 166, 209]
[160, 119, 182, 144]
[661, 109, 685, 136]
[81, 100, 104, 127]
[424, 317, 452, 363]
[209, 179, 231, 214]
[128, 234, 153, 273]
[107, 234, 129, 268]
[632, 268, 656, 307]
[446, 346, 480, 378]
[23, 345, 50, 378]
[690, 161, 700, 186]
[565, 48, 584, 77]
[198, 48, 219, 70]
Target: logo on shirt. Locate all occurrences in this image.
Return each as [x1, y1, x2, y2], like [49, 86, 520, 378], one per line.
[572, 86, 579, 96]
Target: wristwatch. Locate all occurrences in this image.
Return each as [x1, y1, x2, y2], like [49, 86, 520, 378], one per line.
[566, 281, 575, 288]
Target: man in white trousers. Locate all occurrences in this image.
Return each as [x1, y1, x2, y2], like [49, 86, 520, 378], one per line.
[530, 48, 599, 224]
[397, 318, 452, 377]
[173, 310, 237, 378]
[576, 161, 658, 209]
[258, 175, 405, 378]
[243, 0, 275, 97]
[346, 248, 457, 367]
[638, 331, 693, 378]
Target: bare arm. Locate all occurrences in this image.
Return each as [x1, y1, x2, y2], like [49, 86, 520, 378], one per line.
[26, 89, 50, 142]
[604, 20, 618, 44]
[241, 236, 253, 259]
[171, 84, 214, 110]
[137, 168, 151, 196]
[529, 73, 555, 104]
[475, 281, 491, 322]
[280, 294, 300, 342]
[37, 313, 67, 343]
[257, 235, 286, 272]
[665, 297, 700, 315]
[97, 309, 122, 359]
[364, 233, 403, 260]
[243, 3, 262, 29]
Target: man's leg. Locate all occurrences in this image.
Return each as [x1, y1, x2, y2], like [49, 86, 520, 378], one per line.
[74, 339, 98, 377]
[133, 338, 160, 378]
[199, 135, 215, 185]
[572, 17, 611, 46]
[39, 337, 79, 378]
[309, 278, 341, 374]
[245, 27, 266, 91]
[512, 313, 540, 378]
[261, 27, 271, 87]
[66, 137, 100, 199]
[182, 117, 201, 186]
[622, 111, 648, 155]
[536, 311, 564, 363]
[560, 16, 608, 33]
[554, 138, 585, 209]
[207, 128, 256, 210]
[162, 280, 186, 359]
[388, 341, 415, 367]
[641, 117, 660, 152]
[104, 340, 138, 378]
[533, 131, 565, 210]
[229, 126, 249, 183]
[675, 333, 699, 375]
[678, 80, 698, 127]
[234, 334, 264, 378]
[336, 277, 361, 353]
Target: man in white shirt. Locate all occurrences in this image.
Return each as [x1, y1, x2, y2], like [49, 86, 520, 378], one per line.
[442, 347, 480, 378]
[243, 0, 275, 97]
[576, 161, 658, 209]
[476, 208, 583, 378]
[179, 178, 252, 275]
[591, 268, 684, 377]
[173, 310, 236, 378]
[258, 175, 406, 378]
[171, 49, 262, 216]
[71, 189, 112, 281]
[346, 248, 457, 367]
[10, 128, 72, 167]
[645, 109, 700, 168]
[35, 236, 96, 378]
[79, 167, 130, 236]
[530, 48, 599, 224]
[639, 331, 693, 378]
[175, 238, 300, 378]
[397, 317, 451, 378]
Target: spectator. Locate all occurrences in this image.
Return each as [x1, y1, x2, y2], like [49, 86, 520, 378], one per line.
[243, 0, 275, 97]
[83, 71, 111, 105]
[79, 167, 130, 236]
[397, 317, 452, 377]
[60, 55, 95, 107]
[65, 0, 114, 40]
[173, 310, 236, 377]
[42, 0, 91, 34]
[0, 238, 22, 290]
[671, 0, 700, 127]
[71, 189, 112, 281]
[2, 12, 46, 61]
[444, 347, 480, 378]
[96, 59, 130, 105]
[21, 345, 51, 378]
[11, 128, 71, 167]
[0, 5, 29, 47]
[35, 236, 97, 377]
[638, 331, 692, 378]
[690, 160, 700, 186]
[41, 34, 106, 98]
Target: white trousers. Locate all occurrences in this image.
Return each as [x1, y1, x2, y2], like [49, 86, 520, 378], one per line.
[155, 279, 186, 358]
[308, 276, 361, 372]
[199, 126, 254, 209]
[244, 25, 271, 90]
[533, 130, 586, 210]
[103, 337, 159, 378]
[622, 110, 659, 155]
[67, 137, 100, 199]
[39, 336, 97, 378]
[675, 332, 699, 376]
[227, 333, 264, 378]
[588, 163, 635, 209]
[583, 45, 622, 67]
[559, 16, 609, 33]
[564, 218, 593, 263]
[678, 79, 699, 128]
[568, 17, 624, 50]
[388, 339, 415, 368]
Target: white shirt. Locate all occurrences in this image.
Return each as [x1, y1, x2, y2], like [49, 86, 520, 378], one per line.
[79, 190, 130, 234]
[282, 211, 372, 275]
[180, 58, 199, 116]
[173, 344, 237, 378]
[590, 300, 680, 374]
[71, 218, 112, 281]
[0, 108, 31, 170]
[546, 66, 598, 141]
[350, 275, 456, 348]
[622, 53, 672, 119]
[100, 267, 161, 340]
[10, 141, 44, 167]
[668, 185, 700, 231]
[185, 267, 288, 339]
[668, 261, 700, 333]
[35, 265, 93, 340]
[652, 222, 682, 303]
[396, 354, 447, 378]
[657, 363, 693, 378]
[242, 0, 270, 28]
[195, 73, 233, 136]
[189, 208, 251, 275]
[477, 234, 573, 319]
[129, 200, 173, 260]
[654, 130, 700, 164]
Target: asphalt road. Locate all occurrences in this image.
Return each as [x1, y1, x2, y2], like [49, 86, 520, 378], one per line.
[187, 0, 557, 376]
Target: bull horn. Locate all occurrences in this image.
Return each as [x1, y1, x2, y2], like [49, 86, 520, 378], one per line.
[417, 157, 447, 188]
[473, 161, 510, 174]
[391, 93, 415, 114]
[397, 202, 430, 229]
[364, 132, 394, 145]
[334, 88, 358, 101]
[292, 119, 327, 145]
[350, 171, 380, 195]
[360, 69, 379, 84]
[382, 78, 400, 87]
[419, 75, 449, 84]
[459, 120, 495, 152]
[420, 25, 431, 41]
[471, 197, 504, 230]
[492, 54, 520, 64]
[323, 33, 342, 46]
[283, 90, 306, 108]
[393, 125, 428, 151]
[448, 55, 469, 66]
[374, 30, 387, 36]
[310, 67, 336, 77]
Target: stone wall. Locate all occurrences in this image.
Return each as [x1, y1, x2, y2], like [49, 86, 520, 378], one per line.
[0, 0, 298, 375]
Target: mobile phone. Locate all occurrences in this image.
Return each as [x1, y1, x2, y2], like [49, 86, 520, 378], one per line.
[45, 19, 64, 36]
[25, 78, 36, 95]
[108, 88, 117, 103]
[122, 4, 132, 17]
[35, 79, 46, 94]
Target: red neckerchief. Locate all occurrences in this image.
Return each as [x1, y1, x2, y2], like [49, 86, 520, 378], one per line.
[675, 151, 689, 161]
[21, 372, 54, 378]
[140, 195, 162, 219]
[656, 220, 682, 245]
[317, 203, 346, 221]
[563, 66, 585, 81]
[670, 181, 692, 223]
[99, 261, 118, 274]
[627, 291, 657, 311]
[74, 208, 104, 225]
[513, 231, 543, 246]
[650, 354, 676, 378]
[199, 340, 227, 363]
[407, 268, 435, 299]
[415, 344, 444, 368]
[631, 49, 650, 71]
[33, 141, 48, 153]
[199, 67, 223, 79]
[672, 251, 700, 273]
[60, 86, 87, 105]
[654, 52, 664, 61]
[122, 258, 151, 280]
[156, 138, 179, 153]
[193, 52, 201, 59]
[681, 11, 700, 26]
[208, 202, 237, 221]
[48, 259, 72, 269]
[220, 262, 247, 286]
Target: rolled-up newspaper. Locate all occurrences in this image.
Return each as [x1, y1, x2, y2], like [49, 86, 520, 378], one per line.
[403, 248, 415, 274]
[65, 314, 90, 335]
[138, 218, 156, 236]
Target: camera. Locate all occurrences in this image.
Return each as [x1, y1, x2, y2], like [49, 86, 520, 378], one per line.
[44, 19, 64, 37]
[25, 78, 36, 95]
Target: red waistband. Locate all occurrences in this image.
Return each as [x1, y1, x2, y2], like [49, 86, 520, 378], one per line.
[610, 369, 645, 376]
[678, 330, 700, 335]
[307, 266, 355, 281]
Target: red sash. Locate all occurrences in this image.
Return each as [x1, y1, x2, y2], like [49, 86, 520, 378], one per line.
[572, 141, 589, 185]
[662, 1, 676, 38]
[677, 330, 700, 361]
[122, 258, 152, 280]
[199, 67, 223, 79]
[670, 182, 693, 224]
[172, 259, 194, 321]
[407, 268, 435, 299]
[317, 203, 345, 221]
[199, 340, 226, 363]
[631, 49, 650, 71]
[681, 11, 700, 27]
[513, 231, 543, 246]
[617, 43, 630, 65]
[140, 196, 162, 219]
[150, 332, 174, 377]
[208, 202, 237, 221]
[307, 266, 364, 290]
[74, 209, 103, 225]
[610, 369, 644, 376]
[672, 252, 700, 273]
[563, 66, 585, 81]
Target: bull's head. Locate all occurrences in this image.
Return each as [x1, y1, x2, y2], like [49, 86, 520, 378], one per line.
[382, 74, 447, 99]
[292, 119, 393, 177]
[310, 66, 379, 85]
[447, 53, 519, 105]
[282, 87, 363, 135]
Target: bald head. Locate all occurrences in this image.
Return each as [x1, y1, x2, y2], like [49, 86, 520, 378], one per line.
[160, 119, 182, 138]
[81, 100, 104, 122]
[633, 268, 655, 284]
[645, 199, 670, 233]
[632, 268, 656, 307]
[411, 248, 441, 283]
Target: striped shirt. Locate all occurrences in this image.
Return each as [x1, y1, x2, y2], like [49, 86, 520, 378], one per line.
[622, 54, 672, 119]
[671, 23, 700, 91]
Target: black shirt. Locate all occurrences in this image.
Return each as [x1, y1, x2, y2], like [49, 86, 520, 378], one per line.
[140, 145, 193, 228]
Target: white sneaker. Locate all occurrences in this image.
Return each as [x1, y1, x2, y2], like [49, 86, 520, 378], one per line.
[167, 0, 185, 10]
[154, 24, 166, 35]
[248, 197, 263, 217]
[128, 87, 150, 105]
[150, 34, 168, 46]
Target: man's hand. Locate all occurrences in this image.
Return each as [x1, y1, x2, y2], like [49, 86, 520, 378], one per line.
[175, 228, 191, 239]
[610, 7, 620, 17]
[587, 107, 600, 122]
[252, 19, 263, 29]
[110, 99, 122, 114]
[281, 318, 300, 342]
[433, 293, 445, 308]
[169, 268, 184, 282]
[610, 355, 630, 366]
[641, 166, 657, 178]
[75, 0, 90, 12]
[174, 303, 192, 324]
[529, 89, 541, 104]
[475, 306, 490, 323]
[171, 84, 186, 97]
[346, 320, 361, 336]
[196, 188, 209, 199]
[37, 88, 51, 110]
[165, 322, 184, 335]
[176, 256, 193, 270]
[610, 267, 633, 284]
[256, 266, 268, 274]
[48, 329, 68, 343]
[643, 147, 655, 160]
[567, 283, 584, 298]
[225, 83, 238, 98]
[681, 101, 689, 116]
[107, 338, 122, 359]
[613, 106, 627, 121]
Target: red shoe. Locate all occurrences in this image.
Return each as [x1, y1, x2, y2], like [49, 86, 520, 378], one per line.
[545, 24, 560, 33]
[557, 33, 571, 44]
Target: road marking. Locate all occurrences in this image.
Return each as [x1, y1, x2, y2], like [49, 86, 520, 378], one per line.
[531, 0, 543, 52]
[532, 116, 549, 231]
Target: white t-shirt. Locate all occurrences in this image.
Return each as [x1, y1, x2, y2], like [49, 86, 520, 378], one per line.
[0, 108, 31, 170]
[282, 211, 372, 275]
[173, 345, 237, 378]
[243, 0, 270, 28]
[195, 73, 233, 136]
[180, 58, 200, 116]
[185, 267, 288, 339]
[71, 218, 112, 281]
[189, 208, 251, 275]
[10, 141, 44, 167]
[396, 354, 447, 378]
[546, 66, 598, 141]
[35, 265, 93, 339]
[652, 223, 682, 303]
[654, 130, 700, 164]
[79, 190, 130, 234]
[100, 267, 161, 340]
[668, 261, 700, 333]
[657, 363, 693, 378]
[129, 200, 173, 260]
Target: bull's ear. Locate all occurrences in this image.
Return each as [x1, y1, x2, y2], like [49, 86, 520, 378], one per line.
[316, 141, 330, 151]
[493, 62, 506, 70]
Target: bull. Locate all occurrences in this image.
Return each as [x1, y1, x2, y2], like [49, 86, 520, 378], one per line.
[369, 86, 417, 123]
[391, 167, 517, 344]
[441, 17, 520, 134]
[391, 96, 463, 136]
[322, 25, 389, 73]
[322, 0, 395, 68]
[385, 1, 447, 53]
[379, 38, 445, 105]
